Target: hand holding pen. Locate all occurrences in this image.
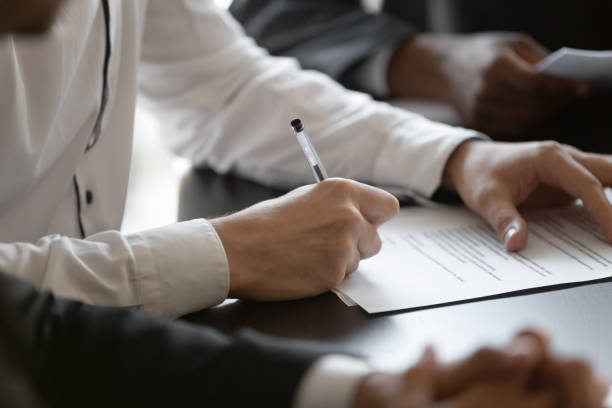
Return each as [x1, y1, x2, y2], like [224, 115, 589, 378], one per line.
[207, 119, 399, 300]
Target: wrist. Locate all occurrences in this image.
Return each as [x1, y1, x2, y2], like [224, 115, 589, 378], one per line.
[210, 216, 252, 298]
[442, 140, 480, 192]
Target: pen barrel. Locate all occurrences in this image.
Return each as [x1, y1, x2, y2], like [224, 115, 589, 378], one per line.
[294, 130, 328, 182]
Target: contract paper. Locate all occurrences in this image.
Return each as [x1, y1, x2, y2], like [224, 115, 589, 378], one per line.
[537, 47, 612, 89]
[336, 205, 612, 313]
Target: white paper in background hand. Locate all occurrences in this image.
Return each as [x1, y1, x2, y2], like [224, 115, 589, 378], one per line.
[537, 47, 612, 89]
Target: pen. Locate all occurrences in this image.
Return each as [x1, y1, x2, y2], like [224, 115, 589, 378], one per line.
[291, 118, 328, 182]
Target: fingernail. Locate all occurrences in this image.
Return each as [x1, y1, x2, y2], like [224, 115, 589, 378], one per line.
[508, 336, 540, 368]
[504, 227, 518, 246]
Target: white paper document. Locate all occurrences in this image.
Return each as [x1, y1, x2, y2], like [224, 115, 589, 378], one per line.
[336, 205, 612, 313]
[537, 47, 612, 89]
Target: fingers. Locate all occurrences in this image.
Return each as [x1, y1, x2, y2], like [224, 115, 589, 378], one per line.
[448, 383, 556, 408]
[345, 180, 397, 261]
[512, 35, 548, 64]
[474, 186, 529, 251]
[350, 180, 400, 227]
[472, 46, 579, 135]
[434, 331, 549, 400]
[508, 329, 550, 369]
[538, 358, 609, 408]
[565, 146, 612, 185]
[534, 144, 612, 241]
[593, 376, 611, 406]
[491, 48, 581, 98]
[313, 179, 396, 279]
[357, 220, 383, 260]
[523, 390, 558, 408]
[404, 346, 439, 384]
[345, 246, 361, 276]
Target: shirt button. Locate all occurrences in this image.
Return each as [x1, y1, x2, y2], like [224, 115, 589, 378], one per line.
[86, 190, 94, 205]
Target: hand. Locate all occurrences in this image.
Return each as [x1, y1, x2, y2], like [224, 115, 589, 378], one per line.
[443, 140, 612, 252]
[211, 178, 399, 301]
[354, 330, 608, 408]
[388, 33, 589, 137]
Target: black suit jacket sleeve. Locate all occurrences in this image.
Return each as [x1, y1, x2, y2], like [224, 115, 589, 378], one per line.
[0, 272, 324, 408]
[230, 0, 416, 87]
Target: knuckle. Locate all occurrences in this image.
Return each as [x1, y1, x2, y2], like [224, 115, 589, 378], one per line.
[334, 236, 356, 258]
[337, 206, 364, 228]
[537, 141, 564, 158]
[322, 178, 354, 197]
[584, 177, 603, 192]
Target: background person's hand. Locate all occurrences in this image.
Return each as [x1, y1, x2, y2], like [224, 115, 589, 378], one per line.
[211, 178, 399, 301]
[443, 140, 612, 252]
[354, 330, 608, 408]
[388, 32, 589, 137]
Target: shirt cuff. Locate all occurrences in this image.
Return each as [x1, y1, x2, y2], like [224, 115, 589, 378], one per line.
[292, 355, 372, 408]
[348, 43, 398, 99]
[126, 219, 229, 318]
[373, 119, 487, 198]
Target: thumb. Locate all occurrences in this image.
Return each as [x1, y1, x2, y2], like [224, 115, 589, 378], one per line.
[512, 36, 548, 64]
[479, 191, 528, 252]
[402, 346, 439, 401]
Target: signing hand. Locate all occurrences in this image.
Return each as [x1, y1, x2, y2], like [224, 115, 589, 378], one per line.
[443, 140, 612, 251]
[211, 178, 399, 301]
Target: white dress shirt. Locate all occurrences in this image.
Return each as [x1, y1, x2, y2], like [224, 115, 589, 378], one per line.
[0, 1, 480, 406]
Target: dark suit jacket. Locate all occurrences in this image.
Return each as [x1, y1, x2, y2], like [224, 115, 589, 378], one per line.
[0, 272, 323, 408]
[231, 0, 612, 88]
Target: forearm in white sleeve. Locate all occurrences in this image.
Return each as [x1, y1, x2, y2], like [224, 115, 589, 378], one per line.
[138, 0, 484, 198]
[0, 219, 229, 319]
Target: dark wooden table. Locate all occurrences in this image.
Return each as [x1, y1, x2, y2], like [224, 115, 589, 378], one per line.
[179, 168, 612, 379]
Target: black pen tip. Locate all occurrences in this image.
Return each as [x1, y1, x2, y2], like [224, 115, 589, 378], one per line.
[290, 119, 303, 132]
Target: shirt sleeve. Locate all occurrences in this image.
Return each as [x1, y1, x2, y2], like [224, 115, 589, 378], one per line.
[0, 219, 229, 318]
[293, 355, 372, 408]
[139, 0, 485, 199]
